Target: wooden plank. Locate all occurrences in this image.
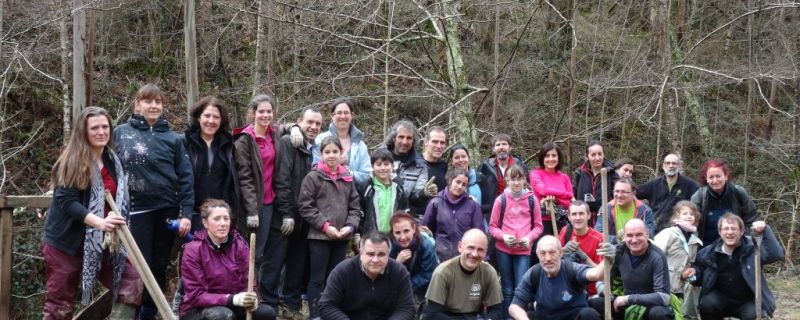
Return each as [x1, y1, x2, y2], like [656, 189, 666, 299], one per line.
[5, 195, 52, 209]
[73, 290, 112, 320]
[0, 208, 13, 320]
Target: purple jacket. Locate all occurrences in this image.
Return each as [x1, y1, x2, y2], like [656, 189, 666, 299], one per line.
[421, 188, 483, 262]
[180, 229, 254, 316]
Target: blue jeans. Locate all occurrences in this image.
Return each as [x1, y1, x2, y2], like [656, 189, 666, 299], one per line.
[496, 250, 530, 319]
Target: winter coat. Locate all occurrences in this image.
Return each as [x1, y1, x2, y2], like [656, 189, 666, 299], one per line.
[185, 129, 241, 228]
[595, 199, 655, 243]
[114, 114, 194, 215]
[273, 135, 313, 231]
[690, 181, 757, 241]
[297, 168, 362, 240]
[653, 226, 702, 294]
[573, 159, 618, 214]
[180, 229, 254, 317]
[390, 233, 439, 293]
[232, 124, 282, 229]
[314, 123, 372, 185]
[488, 190, 543, 256]
[477, 156, 528, 216]
[636, 174, 700, 232]
[692, 225, 784, 316]
[357, 177, 409, 235]
[466, 169, 483, 207]
[421, 189, 483, 261]
[530, 168, 574, 210]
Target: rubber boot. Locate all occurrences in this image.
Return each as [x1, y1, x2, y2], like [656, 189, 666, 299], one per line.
[108, 303, 137, 319]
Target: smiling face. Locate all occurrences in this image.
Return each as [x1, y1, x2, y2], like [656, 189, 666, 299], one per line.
[393, 127, 414, 155]
[391, 219, 416, 249]
[253, 101, 274, 130]
[424, 130, 447, 161]
[321, 143, 342, 171]
[86, 115, 111, 152]
[202, 207, 231, 244]
[372, 159, 393, 184]
[616, 163, 634, 179]
[613, 181, 634, 207]
[719, 219, 743, 249]
[298, 110, 323, 141]
[543, 149, 559, 172]
[536, 236, 562, 275]
[458, 231, 488, 271]
[705, 166, 728, 193]
[360, 239, 390, 279]
[568, 203, 591, 232]
[451, 149, 469, 170]
[332, 103, 352, 131]
[623, 220, 649, 256]
[674, 206, 698, 226]
[448, 174, 469, 198]
[662, 154, 681, 177]
[199, 105, 221, 138]
[586, 145, 604, 170]
[134, 96, 164, 125]
[493, 140, 511, 160]
[507, 175, 526, 194]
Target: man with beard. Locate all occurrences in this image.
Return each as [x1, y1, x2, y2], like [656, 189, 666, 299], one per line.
[508, 236, 611, 320]
[478, 134, 528, 219]
[637, 153, 700, 232]
[423, 126, 448, 192]
[423, 229, 503, 319]
[383, 120, 438, 218]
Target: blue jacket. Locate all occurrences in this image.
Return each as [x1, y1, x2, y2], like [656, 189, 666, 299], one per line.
[692, 225, 784, 316]
[467, 169, 482, 207]
[314, 123, 372, 185]
[114, 114, 194, 215]
[390, 233, 438, 293]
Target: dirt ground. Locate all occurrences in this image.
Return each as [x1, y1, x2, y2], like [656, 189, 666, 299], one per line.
[770, 268, 800, 320]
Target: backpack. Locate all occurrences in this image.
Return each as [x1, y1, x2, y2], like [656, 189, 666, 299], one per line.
[498, 194, 537, 229]
[529, 260, 584, 298]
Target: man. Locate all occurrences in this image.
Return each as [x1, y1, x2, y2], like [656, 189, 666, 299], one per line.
[689, 214, 784, 320]
[589, 219, 673, 320]
[423, 126, 448, 191]
[637, 153, 700, 232]
[559, 200, 605, 295]
[595, 179, 655, 243]
[478, 134, 528, 218]
[423, 229, 503, 319]
[318, 232, 416, 320]
[261, 107, 322, 319]
[383, 120, 437, 218]
[509, 236, 612, 320]
[615, 158, 635, 181]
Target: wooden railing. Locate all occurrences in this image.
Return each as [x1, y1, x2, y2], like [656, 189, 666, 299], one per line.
[0, 195, 52, 320]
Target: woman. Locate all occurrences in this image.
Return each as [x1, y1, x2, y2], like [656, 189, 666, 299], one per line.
[43, 106, 142, 319]
[114, 84, 193, 319]
[421, 168, 484, 262]
[489, 164, 543, 319]
[448, 143, 482, 206]
[314, 97, 371, 185]
[690, 159, 757, 244]
[180, 199, 276, 320]
[389, 212, 438, 302]
[653, 200, 702, 320]
[185, 96, 240, 232]
[297, 136, 362, 319]
[530, 142, 573, 236]
[573, 140, 618, 221]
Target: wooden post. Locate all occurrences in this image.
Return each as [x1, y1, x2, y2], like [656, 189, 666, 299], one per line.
[0, 196, 12, 320]
[754, 233, 762, 320]
[547, 200, 559, 236]
[600, 168, 611, 320]
[247, 233, 256, 320]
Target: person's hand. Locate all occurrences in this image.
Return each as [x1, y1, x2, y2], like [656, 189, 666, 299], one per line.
[338, 226, 353, 238]
[247, 215, 259, 229]
[232, 292, 257, 308]
[424, 177, 438, 197]
[502, 234, 517, 247]
[564, 240, 580, 253]
[613, 295, 628, 312]
[178, 217, 191, 237]
[751, 221, 766, 235]
[597, 242, 616, 263]
[681, 267, 696, 281]
[280, 218, 295, 236]
[518, 237, 530, 249]
[324, 226, 340, 239]
[289, 126, 304, 148]
[573, 248, 589, 263]
[397, 249, 412, 264]
[419, 225, 433, 237]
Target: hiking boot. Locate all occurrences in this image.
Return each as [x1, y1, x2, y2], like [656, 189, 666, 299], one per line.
[278, 304, 306, 320]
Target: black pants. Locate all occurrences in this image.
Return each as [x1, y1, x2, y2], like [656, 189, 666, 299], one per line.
[532, 307, 599, 320]
[698, 289, 758, 320]
[258, 221, 309, 311]
[307, 239, 348, 318]
[129, 208, 178, 320]
[182, 304, 276, 320]
[588, 296, 674, 320]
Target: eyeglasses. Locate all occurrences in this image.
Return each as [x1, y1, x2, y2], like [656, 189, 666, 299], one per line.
[613, 190, 632, 195]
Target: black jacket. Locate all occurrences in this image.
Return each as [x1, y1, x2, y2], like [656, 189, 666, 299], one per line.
[572, 159, 618, 214]
[184, 129, 241, 229]
[273, 135, 313, 231]
[690, 181, 757, 241]
[636, 174, 699, 232]
[114, 114, 194, 215]
[477, 155, 528, 216]
[357, 177, 409, 234]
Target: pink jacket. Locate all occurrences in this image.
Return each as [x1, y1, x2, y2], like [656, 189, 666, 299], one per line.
[488, 190, 543, 255]
[530, 168, 573, 209]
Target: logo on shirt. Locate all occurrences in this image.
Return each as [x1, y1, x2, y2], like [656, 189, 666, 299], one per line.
[561, 290, 573, 302]
[469, 283, 481, 300]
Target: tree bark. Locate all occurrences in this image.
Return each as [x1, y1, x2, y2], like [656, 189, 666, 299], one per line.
[253, 0, 267, 96]
[72, 0, 87, 124]
[184, 0, 199, 116]
[384, 0, 394, 135]
[491, 0, 499, 129]
[61, 11, 71, 144]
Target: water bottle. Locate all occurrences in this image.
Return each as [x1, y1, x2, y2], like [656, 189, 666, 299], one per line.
[166, 219, 194, 241]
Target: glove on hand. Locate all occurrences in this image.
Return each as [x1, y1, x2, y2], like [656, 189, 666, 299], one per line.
[573, 248, 589, 263]
[280, 218, 295, 236]
[232, 292, 256, 308]
[246, 215, 259, 229]
[564, 240, 580, 253]
[597, 242, 616, 263]
[290, 126, 304, 148]
[502, 234, 517, 247]
[518, 237, 530, 249]
[423, 177, 438, 197]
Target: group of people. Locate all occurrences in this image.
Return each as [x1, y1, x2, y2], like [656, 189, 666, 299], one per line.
[41, 84, 784, 320]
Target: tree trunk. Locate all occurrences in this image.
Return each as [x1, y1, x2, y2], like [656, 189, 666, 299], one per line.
[184, 0, 199, 116]
[567, 0, 577, 166]
[72, 0, 87, 124]
[743, 0, 754, 184]
[491, 0, 499, 129]
[61, 12, 71, 144]
[85, 8, 95, 107]
[253, 0, 267, 96]
[383, 0, 394, 135]
[291, 3, 300, 98]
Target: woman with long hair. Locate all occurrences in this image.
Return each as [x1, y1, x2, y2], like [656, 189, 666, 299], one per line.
[43, 106, 142, 319]
[389, 212, 438, 303]
[313, 97, 372, 185]
[530, 142, 573, 236]
[114, 84, 194, 319]
[690, 159, 757, 244]
[573, 140, 618, 221]
[448, 143, 482, 206]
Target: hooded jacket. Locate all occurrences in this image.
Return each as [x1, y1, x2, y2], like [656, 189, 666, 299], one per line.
[297, 167, 362, 240]
[477, 155, 528, 216]
[357, 177, 409, 235]
[180, 229, 254, 317]
[185, 129, 241, 228]
[573, 159, 618, 214]
[653, 225, 703, 294]
[390, 232, 439, 293]
[314, 123, 372, 185]
[488, 189, 543, 256]
[421, 188, 483, 262]
[692, 225, 784, 316]
[114, 114, 194, 215]
[595, 198, 655, 243]
[382, 125, 429, 215]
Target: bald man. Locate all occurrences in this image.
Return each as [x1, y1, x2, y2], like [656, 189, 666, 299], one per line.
[590, 219, 673, 320]
[423, 229, 503, 319]
[508, 235, 611, 320]
[636, 153, 699, 232]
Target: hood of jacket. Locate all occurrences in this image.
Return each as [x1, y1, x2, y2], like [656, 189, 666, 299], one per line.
[325, 122, 365, 144]
[190, 228, 240, 252]
[128, 113, 170, 132]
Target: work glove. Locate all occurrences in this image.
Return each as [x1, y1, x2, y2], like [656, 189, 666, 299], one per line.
[573, 248, 589, 263]
[597, 242, 616, 264]
[518, 237, 530, 249]
[290, 126, 304, 148]
[502, 234, 517, 247]
[352, 233, 362, 252]
[232, 292, 256, 308]
[247, 215, 259, 229]
[423, 177, 438, 197]
[564, 240, 580, 253]
[280, 217, 295, 236]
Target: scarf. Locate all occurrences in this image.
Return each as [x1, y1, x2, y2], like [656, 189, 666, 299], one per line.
[81, 149, 130, 305]
[674, 221, 697, 234]
[317, 160, 352, 183]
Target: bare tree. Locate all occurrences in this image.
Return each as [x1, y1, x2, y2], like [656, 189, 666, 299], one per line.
[185, 0, 199, 114]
